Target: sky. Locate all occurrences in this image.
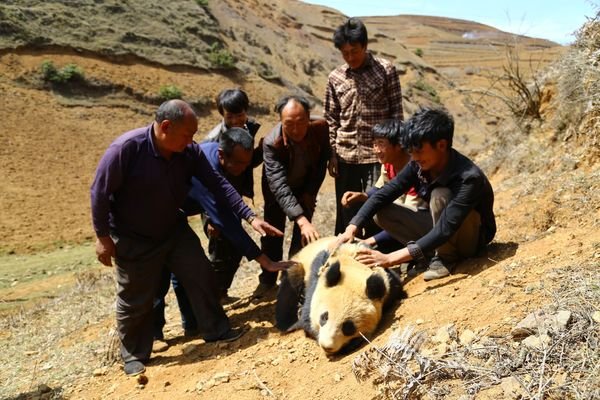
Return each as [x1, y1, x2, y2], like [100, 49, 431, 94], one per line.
[301, 0, 598, 44]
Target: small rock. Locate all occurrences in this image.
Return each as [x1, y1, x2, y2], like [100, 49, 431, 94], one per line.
[271, 358, 280, 366]
[136, 374, 148, 385]
[592, 311, 600, 323]
[38, 384, 52, 394]
[432, 324, 456, 344]
[152, 340, 169, 353]
[182, 343, 199, 355]
[415, 319, 424, 325]
[522, 334, 551, 350]
[93, 367, 108, 377]
[213, 372, 230, 384]
[334, 373, 343, 382]
[459, 329, 476, 346]
[551, 310, 571, 331]
[511, 310, 545, 339]
[501, 376, 526, 399]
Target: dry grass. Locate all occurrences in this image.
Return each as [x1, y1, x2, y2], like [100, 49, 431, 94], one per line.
[0, 267, 116, 399]
[352, 262, 600, 400]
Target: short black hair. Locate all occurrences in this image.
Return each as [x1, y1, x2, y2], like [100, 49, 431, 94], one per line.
[216, 88, 249, 115]
[219, 127, 254, 156]
[274, 95, 311, 117]
[372, 119, 404, 146]
[155, 99, 195, 123]
[402, 107, 454, 150]
[333, 17, 368, 49]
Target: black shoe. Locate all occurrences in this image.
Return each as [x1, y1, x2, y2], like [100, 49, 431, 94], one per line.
[124, 360, 146, 376]
[406, 261, 428, 278]
[184, 328, 201, 338]
[251, 282, 277, 299]
[205, 326, 245, 343]
[220, 293, 241, 305]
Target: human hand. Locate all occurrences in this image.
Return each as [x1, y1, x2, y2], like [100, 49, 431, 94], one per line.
[95, 236, 115, 267]
[255, 254, 299, 272]
[328, 224, 357, 252]
[251, 217, 283, 237]
[206, 222, 220, 238]
[341, 191, 367, 207]
[327, 155, 338, 178]
[356, 248, 390, 268]
[296, 216, 320, 246]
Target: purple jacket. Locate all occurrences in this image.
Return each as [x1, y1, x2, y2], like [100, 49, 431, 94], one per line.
[90, 124, 254, 241]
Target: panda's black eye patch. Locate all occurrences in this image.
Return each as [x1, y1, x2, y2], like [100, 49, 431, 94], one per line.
[325, 260, 341, 287]
[319, 311, 329, 326]
[342, 320, 357, 336]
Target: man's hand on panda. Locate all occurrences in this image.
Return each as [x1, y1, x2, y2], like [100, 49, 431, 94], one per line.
[329, 224, 358, 252]
[255, 253, 298, 272]
[296, 215, 320, 246]
[356, 248, 391, 269]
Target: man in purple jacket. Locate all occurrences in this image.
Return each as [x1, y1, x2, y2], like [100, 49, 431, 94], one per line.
[90, 100, 287, 376]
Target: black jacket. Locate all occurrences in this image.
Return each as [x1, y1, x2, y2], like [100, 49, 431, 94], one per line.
[351, 148, 496, 253]
[262, 118, 330, 220]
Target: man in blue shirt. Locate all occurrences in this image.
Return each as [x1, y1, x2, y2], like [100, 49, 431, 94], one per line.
[153, 128, 293, 341]
[90, 100, 289, 376]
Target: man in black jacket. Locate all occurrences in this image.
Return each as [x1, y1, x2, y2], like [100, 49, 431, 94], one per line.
[335, 107, 496, 281]
[258, 95, 331, 296]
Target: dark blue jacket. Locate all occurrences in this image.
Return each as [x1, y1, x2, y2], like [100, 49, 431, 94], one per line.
[182, 142, 261, 260]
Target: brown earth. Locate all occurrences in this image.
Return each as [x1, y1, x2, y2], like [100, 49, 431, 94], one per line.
[0, 1, 598, 399]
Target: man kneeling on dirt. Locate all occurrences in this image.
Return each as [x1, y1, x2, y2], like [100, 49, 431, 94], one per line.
[335, 107, 496, 281]
[90, 100, 290, 376]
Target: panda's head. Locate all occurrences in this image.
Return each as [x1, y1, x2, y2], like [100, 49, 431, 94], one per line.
[309, 255, 390, 354]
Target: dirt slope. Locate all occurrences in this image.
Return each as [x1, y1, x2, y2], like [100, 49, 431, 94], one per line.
[3, 1, 598, 400]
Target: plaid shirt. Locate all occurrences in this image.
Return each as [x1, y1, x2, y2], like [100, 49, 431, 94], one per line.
[324, 52, 403, 164]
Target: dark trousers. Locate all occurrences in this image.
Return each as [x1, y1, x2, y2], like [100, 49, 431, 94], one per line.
[334, 160, 381, 237]
[153, 225, 244, 339]
[207, 234, 244, 292]
[260, 195, 313, 285]
[153, 271, 197, 339]
[115, 222, 229, 363]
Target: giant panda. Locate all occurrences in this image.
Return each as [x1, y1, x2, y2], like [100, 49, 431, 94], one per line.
[275, 237, 405, 354]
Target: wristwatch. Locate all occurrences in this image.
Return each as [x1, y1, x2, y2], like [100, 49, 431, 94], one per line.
[246, 215, 256, 224]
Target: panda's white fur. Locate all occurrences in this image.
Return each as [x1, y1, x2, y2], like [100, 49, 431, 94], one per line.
[275, 237, 404, 354]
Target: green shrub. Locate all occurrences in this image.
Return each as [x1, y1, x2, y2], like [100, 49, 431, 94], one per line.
[40, 60, 85, 83]
[413, 79, 440, 103]
[195, 0, 208, 6]
[414, 48, 424, 57]
[207, 43, 235, 69]
[158, 85, 183, 100]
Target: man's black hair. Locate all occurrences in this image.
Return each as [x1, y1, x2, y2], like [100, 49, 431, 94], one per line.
[216, 88, 249, 115]
[219, 127, 254, 156]
[402, 107, 454, 149]
[155, 99, 195, 123]
[372, 119, 405, 146]
[274, 95, 311, 117]
[333, 17, 368, 49]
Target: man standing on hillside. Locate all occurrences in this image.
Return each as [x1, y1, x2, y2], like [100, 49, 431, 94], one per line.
[325, 17, 404, 237]
[258, 95, 330, 297]
[90, 100, 289, 376]
[334, 107, 496, 281]
[153, 127, 295, 343]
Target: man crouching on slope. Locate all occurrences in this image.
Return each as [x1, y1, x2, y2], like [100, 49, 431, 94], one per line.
[334, 107, 496, 281]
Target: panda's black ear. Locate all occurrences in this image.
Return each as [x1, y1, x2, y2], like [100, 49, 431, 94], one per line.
[366, 273, 387, 300]
[325, 260, 341, 287]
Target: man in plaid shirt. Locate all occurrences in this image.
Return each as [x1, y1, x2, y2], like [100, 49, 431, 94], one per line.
[324, 17, 403, 236]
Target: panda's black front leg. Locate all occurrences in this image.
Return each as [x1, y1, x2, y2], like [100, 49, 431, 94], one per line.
[275, 270, 305, 331]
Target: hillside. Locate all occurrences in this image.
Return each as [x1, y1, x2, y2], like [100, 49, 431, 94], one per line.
[1, 1, 598, 399]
